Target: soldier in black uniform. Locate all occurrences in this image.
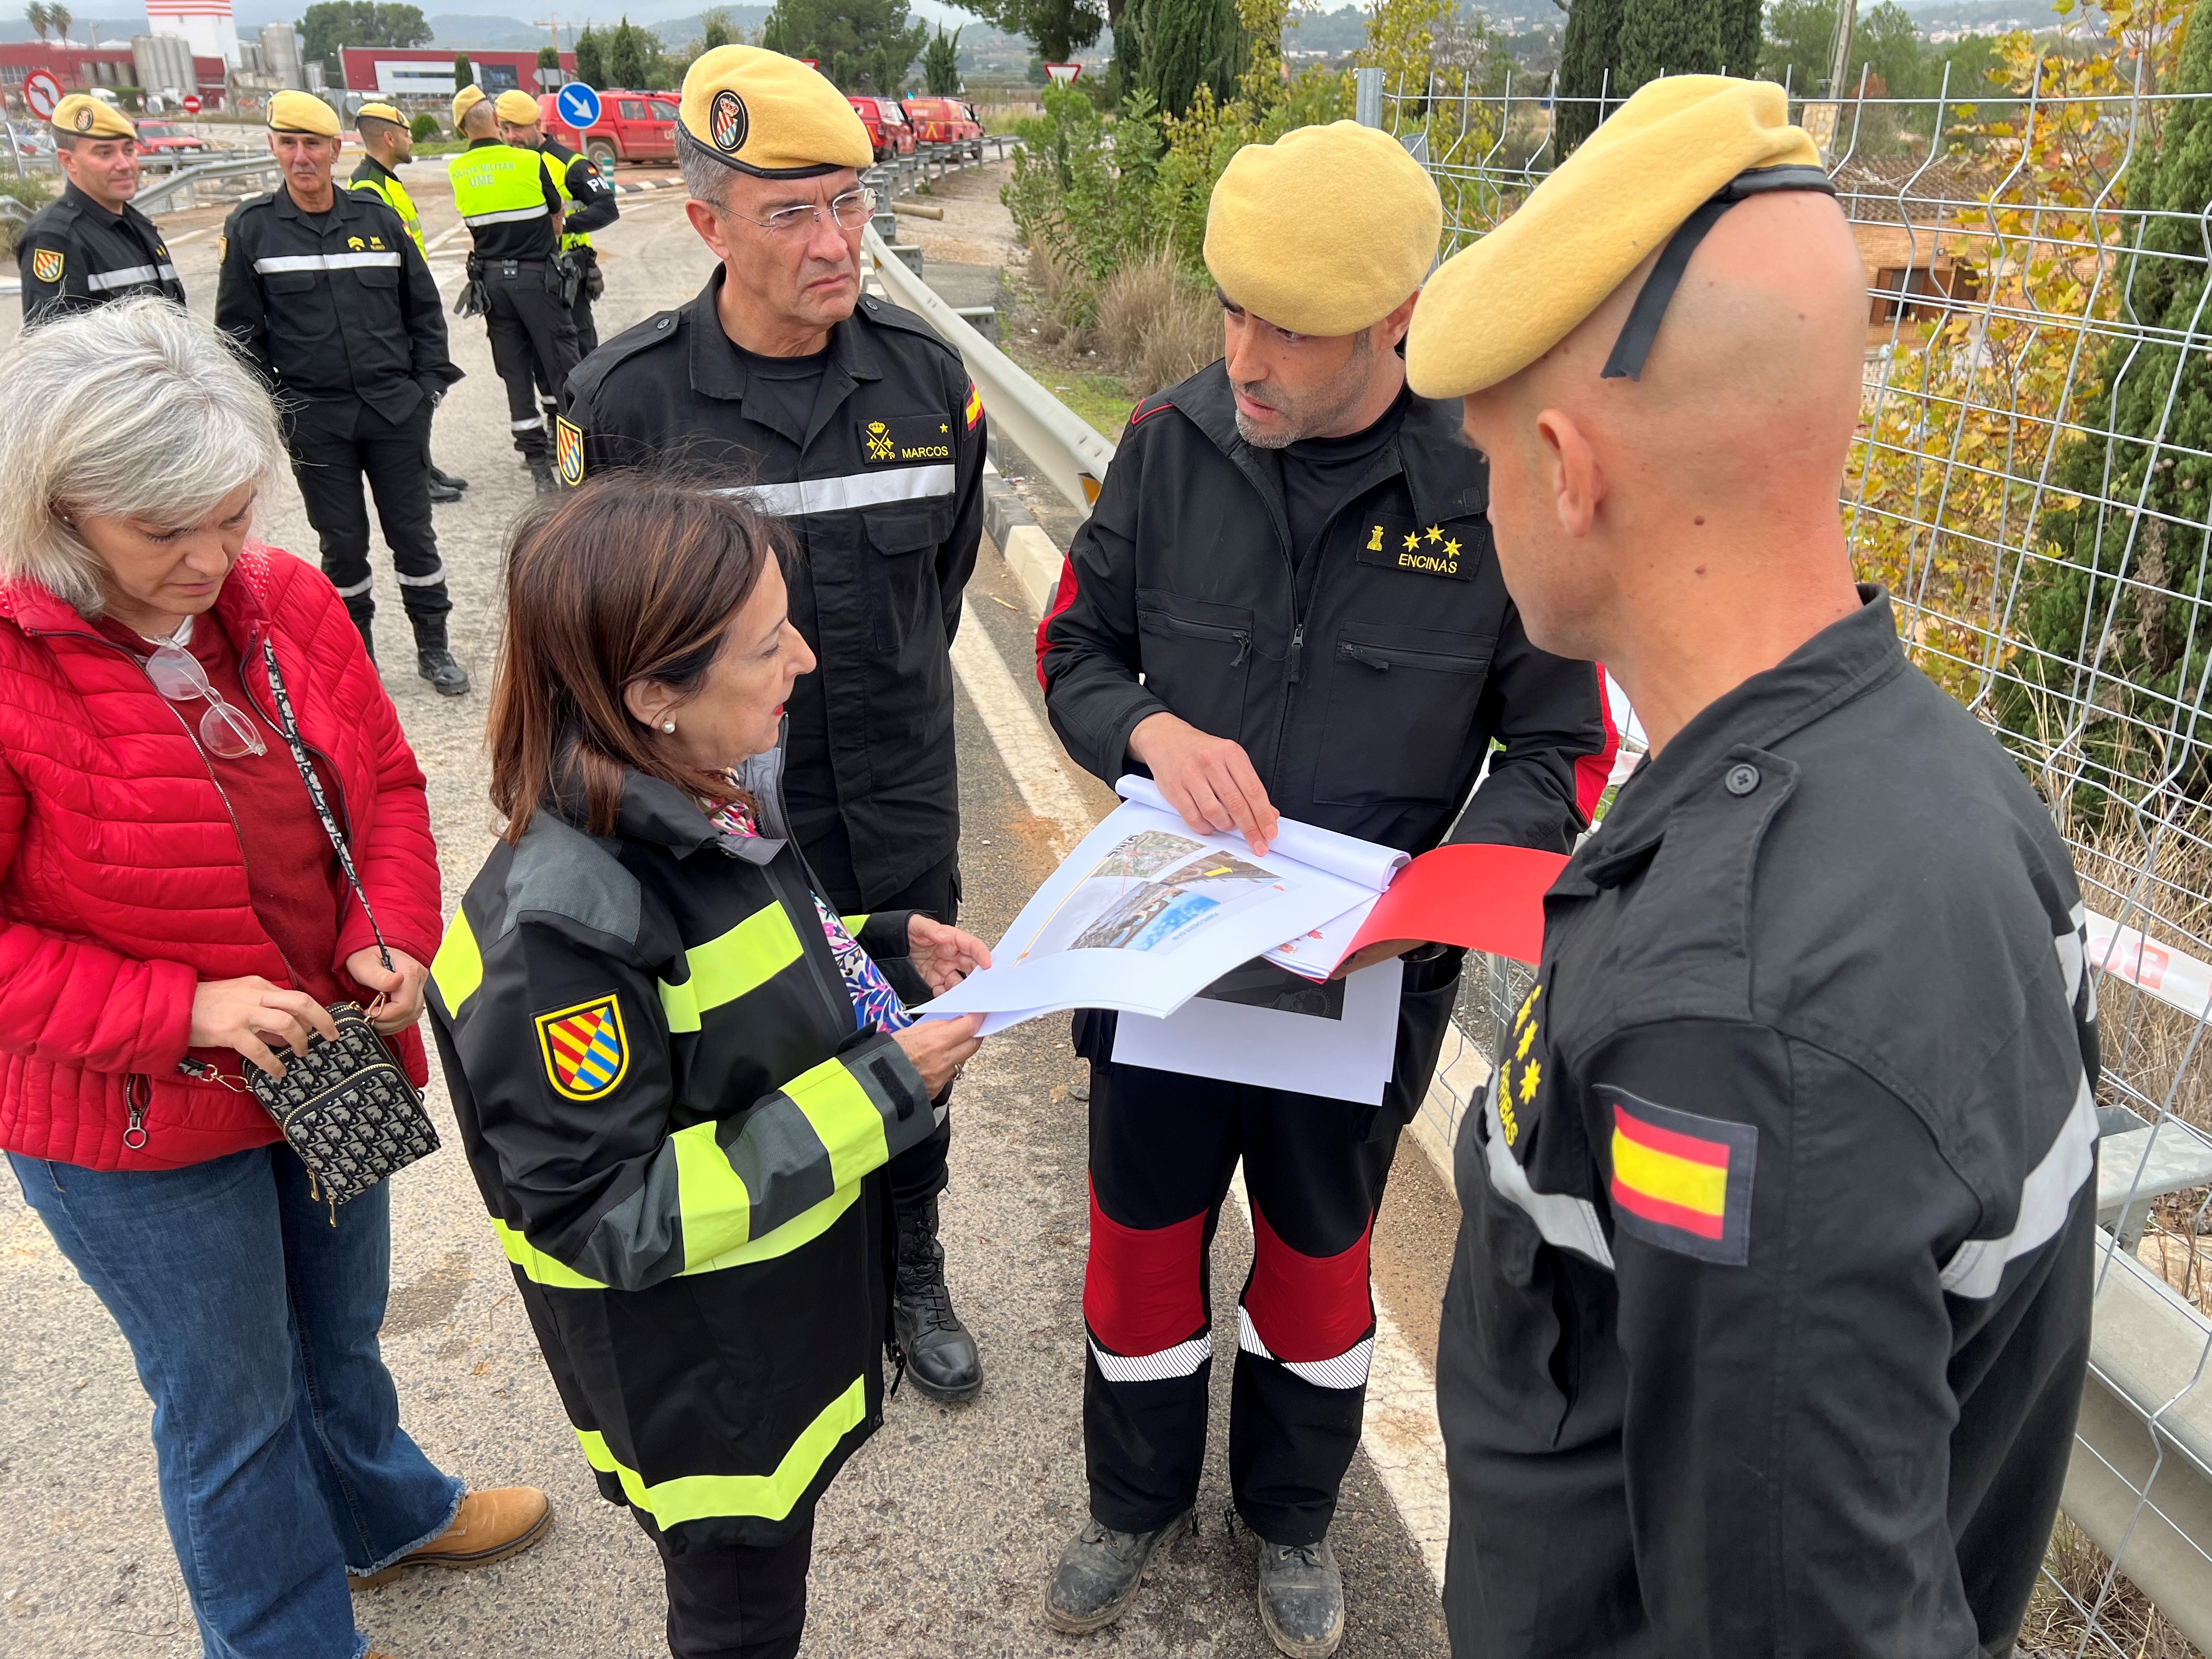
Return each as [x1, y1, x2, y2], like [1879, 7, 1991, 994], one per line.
[1403, 77, 2097, 1658]
[216, 92, 469, 695]
[493, 87, 620, 358]
[17, 95, 186, 326]
[558, 45, 989, 1407]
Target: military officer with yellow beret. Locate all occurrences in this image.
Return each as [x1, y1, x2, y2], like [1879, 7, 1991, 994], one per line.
[16, 94, 185, 326]
[494, 87, 620, 357]
[450, 81, 575, 492]
[216, 92, 469, 693]
[1407, 76, 2096, 1658]
[1036, 120, 1615, 1657]
[558, 45, 991, 1409]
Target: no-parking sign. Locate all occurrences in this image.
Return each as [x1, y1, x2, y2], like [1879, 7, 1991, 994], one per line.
[555, 81, 601, 130]
[24, 70, 63, 121]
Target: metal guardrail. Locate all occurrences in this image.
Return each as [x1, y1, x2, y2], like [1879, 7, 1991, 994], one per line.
[861, 222, 1113, 517]
[133, 154, 285, 217]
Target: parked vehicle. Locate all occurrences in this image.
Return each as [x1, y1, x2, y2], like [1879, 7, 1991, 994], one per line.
[134, 120, 210, 156]
[537, 89, 680, 166]
[847, 94, 915, 161]
[899, 96, 983, 145]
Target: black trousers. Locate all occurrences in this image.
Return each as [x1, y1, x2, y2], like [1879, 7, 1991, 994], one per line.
[647, 1509, 812, 1659]
[285, 399, 448, 626]
[482, 261, 580, 464]
[532, 288, 598, 403]
[813, 831, 959, 1215]
[1074, 950, 1462, 1547]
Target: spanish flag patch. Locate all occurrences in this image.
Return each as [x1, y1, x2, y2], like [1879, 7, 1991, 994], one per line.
[963, 380, 984, 430]
[1601, 1088, 1756, 1266]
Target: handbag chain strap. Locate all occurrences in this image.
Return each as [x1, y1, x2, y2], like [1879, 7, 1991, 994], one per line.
[261, 639, 392, 973]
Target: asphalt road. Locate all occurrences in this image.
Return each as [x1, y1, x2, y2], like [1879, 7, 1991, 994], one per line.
[0, 159, 1458, 1659]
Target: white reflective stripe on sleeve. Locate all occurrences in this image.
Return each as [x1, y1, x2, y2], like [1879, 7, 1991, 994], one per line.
[2071, 900, 2098, 1024]
[718, 464, 956, 518]
[463, 205, 551, 225]
[512, 416, 545, 431]
[1938, 1070, 2097, 1300]
[1481, 1067, 1616, 1270]
[252, 252, 405, 273]
[85, 263, 182, 291]
[396, 563, 448, 586]
[1235, 1307, 1374, 1390]
[1087, 1333, 1211, 1384]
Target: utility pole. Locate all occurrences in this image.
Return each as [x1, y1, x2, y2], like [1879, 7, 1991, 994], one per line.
[1825, 0, 1857, 98]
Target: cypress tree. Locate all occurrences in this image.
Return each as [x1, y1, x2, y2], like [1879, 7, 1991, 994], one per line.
[1555, 0, 1622, 155]
[1613, 0, 1719, 95]
[1713, 0, 1762, 77]
[2015, 0, 2212, 814]
[453, 51, 475, 91]
[1145, 0, 1241, 117]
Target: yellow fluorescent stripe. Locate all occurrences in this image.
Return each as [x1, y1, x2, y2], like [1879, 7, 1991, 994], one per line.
[840, 913, 870, 937]
[573, 1375, 866, 1526]
[785, 1058, 890, 1190]
[660, 977, 702, 1034]
[662, 906, 804, 1031]
[1610, 1131, 1728, 1216]
[430, 909, 484, 1014]
[682, 1179, 859, 1276]
[492, 1218, 607, 1290]
[671, 1118, 753, 1269]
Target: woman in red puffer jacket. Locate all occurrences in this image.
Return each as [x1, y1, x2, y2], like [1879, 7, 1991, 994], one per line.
[0, 300, 549, 1659]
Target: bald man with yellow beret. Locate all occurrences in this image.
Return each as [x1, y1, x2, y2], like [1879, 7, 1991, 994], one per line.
[16, 95, 185, 325]
[1410, 76, 2096, 1659]
[1036, 120, 1615, 1657]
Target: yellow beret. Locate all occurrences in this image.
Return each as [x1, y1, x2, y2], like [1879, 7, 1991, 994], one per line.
[49, 94, 134, 142]
[1407, 76, 1826, 399]
[353, 101, 406, 127]
[452, 84, 487, 127]
[269, 90, 341, 137]
[1204, 122, 1442, 337]
[495, 90, 541, 125]
[679, 46, 871, 178]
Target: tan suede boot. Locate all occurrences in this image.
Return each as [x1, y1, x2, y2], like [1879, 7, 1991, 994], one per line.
[351, 1487, 554, 1591]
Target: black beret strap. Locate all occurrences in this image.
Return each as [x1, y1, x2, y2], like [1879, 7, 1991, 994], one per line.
[1601, 163, 1840, 382]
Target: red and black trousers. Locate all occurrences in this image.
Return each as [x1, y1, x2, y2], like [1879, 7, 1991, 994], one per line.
[1070, 951, 1461, 1547]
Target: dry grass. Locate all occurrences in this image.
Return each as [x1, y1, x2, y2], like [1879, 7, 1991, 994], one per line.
[2023, 1514, 2206, 1658]
[1094, 252, 1222, 399]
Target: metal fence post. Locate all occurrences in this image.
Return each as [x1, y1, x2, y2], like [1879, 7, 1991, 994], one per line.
[1355, 66, 1384, 130]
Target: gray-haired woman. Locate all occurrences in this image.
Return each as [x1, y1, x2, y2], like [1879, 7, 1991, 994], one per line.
[0, 298, 548, 1658]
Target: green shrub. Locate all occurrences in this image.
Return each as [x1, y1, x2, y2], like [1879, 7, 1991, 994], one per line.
[411, 113, 440, 142]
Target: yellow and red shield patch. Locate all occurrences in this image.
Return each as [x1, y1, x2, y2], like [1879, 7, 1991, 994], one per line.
[535, 994, 629, 1101]
[30, 246, 63, 285]
[963, 380, 983, 430]
[555, 416, 586, 487]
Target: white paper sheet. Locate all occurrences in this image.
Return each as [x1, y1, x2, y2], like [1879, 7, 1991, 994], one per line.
[1114, 775, 1409, 891]
[1110, 957, 1405, 1104]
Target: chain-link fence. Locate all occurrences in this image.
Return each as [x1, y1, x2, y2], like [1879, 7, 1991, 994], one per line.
[1367, 54, 2212, 1659]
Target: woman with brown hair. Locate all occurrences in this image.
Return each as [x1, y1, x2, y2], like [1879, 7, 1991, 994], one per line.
[426, 471, 989, 1659]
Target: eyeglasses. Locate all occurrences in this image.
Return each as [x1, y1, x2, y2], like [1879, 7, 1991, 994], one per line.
[727, 187, 878, 238]
[144, 642, 267, 760]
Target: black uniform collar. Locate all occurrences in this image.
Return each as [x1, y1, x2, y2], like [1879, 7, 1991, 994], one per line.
[1574, 586, 1909, 890]
[611, 770, 726, 856]
[684, 267, 881, 442]
[60, 180, 126, 221]
[272, 180, 366, 223]
[1166, 360, 1486, 528]
[352, 154, 398, 184]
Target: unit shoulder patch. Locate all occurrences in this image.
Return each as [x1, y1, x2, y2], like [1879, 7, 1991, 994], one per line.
[963, 379, 983, 431]
[29, 245, 63, 285]
[1356, 514, 1475, 580]
[536, 994, 631, 1101]
[1598, 1086, 1756, 1266]
[857, 413, 956, 466]
[556, 416, 586, 487]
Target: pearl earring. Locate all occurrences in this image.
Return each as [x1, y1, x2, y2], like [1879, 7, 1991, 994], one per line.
[661, 720, 676, 733]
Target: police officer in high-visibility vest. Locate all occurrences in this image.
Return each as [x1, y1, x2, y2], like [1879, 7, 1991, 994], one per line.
[449, 83, 577, 492]
[559, 47, 990, 1408]
[349, 100, 468, 504]
[494, 88, 619, 358]
[1406, 77, 2097, 1658]
[16, 95, 185, 325]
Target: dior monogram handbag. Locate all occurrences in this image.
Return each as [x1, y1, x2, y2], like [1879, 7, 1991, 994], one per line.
[241, 641, 441, 1207]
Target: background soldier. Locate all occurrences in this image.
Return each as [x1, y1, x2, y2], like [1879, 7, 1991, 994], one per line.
[1037, 122, 1615, 1658]
[216, 92, 469, 694]
[16, 94, 185, 326]
[494, 87, 620, 358]
[559, 46, 989, 1407]
[450, 84, 575, 493]
[1406, 77, 2097, 1658]
[349, 99, 467, 504]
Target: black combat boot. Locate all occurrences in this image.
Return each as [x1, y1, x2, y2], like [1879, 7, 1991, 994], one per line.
[891, 1193, 981, 1402]
[411, 616, 470, 697]
[1255, 1534, 1345, 1658]
[427, 474, 463, 504]
[1043, 1513, 1192, 1634]
[430, 464, 469, 491]
[529, 460, 559, 495]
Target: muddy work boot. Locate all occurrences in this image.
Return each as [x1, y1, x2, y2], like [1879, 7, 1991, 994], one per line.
[411, 617, 470, 697]
[892, 1192, 981, 1402]
[529, 459, 560, 495]
[1256, 1534, 1345, 1658]
[1043, 1513, 1192, 1634]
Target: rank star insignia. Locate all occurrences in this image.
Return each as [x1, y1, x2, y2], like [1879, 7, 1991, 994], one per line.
[1403, 531, 1423, 552]
[1444, 537, 1461, 558]
[30, 247, 63, 284]
[1426, 524, 1444, 543]
[536, 995, 630, 1100]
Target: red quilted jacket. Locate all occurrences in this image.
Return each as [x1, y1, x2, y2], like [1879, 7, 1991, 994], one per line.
[0, 545, 442, 1171]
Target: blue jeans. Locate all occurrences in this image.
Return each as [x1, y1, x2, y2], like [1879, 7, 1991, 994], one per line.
[10, 1146, 464, 1659]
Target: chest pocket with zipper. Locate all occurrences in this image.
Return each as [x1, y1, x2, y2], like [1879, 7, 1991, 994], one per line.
[1136, 589, 1254, 737]
[1316, 621, 1495, 805]
[861, 499, 953, 654]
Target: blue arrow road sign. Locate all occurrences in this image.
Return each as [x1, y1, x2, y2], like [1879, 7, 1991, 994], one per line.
[556, 82, 603, 129]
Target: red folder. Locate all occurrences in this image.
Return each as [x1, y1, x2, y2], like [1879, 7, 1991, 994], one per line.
[1344, 843, 1568, 967]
